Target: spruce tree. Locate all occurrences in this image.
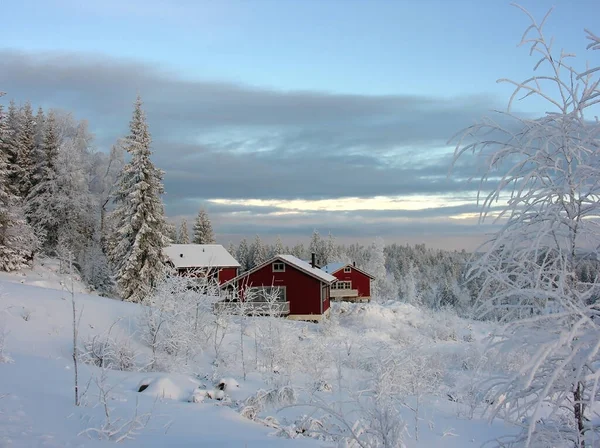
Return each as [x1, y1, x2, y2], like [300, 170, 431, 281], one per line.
[0, 105, 36, 270]
[178, 218, 190, 244]
[5, 101, 20, 193]
[192, 208, 215, 244]
[15, 102, 36, 199]
[109, 96, 170, 303]
[31, 106, 46, 188]
[252, 234, 268, 268]
[227, 241, 236, 258]
[26, 111, 60, 251]
[274, 235, 285, 255]
[236, 238, 249, 272]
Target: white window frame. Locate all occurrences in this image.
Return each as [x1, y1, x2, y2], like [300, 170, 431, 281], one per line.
[344, 266, 352, 273]
[272, 262, 285, 272]
[332, 281, 351, 290]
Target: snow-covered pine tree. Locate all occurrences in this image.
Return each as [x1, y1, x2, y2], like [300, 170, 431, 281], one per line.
[325, 231, 337, 264]
[31, 107, 45, 189]
[192, 208, 215, 244]
[0, 104, 37, 270]
[26, 110, 59, 250]
[236, 238, 250, 272]
[252, 234, 268, 268]
[178, 218, 190, 244]
[5, 101, 19, 186]
[165, 222, 177, 244]
[109, 96, 170, 303]
[274, 235, 285, 255]
[309, 229, 327, 265]
[366, 237, 393, 301]
[291, 243, 305, 259]
[227, 241, 236, 258]
[15, 102, 36, 199]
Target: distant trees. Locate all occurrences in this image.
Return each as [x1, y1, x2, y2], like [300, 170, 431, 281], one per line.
[177, 219, 190, 244]
[108, 96, 170, 303]
[192, 208, 215, 244]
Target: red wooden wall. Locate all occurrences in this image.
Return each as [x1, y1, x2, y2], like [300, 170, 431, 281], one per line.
[333, 267, 371, 298]
[237, 261, 329, 316]
[218, 267, 238, 284]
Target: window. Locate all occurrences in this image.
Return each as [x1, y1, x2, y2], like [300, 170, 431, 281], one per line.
[248, 286, 286, 302]
[272, 262, 285, 272]
[332, 281, 351, 290]
[344, 266, 352, 273]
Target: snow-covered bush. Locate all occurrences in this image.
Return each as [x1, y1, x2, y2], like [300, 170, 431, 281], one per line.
[140, 273, 217, 372]
[81, 333, 137, 371]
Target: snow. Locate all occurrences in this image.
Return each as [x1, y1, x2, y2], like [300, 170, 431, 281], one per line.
[276, 255, 336, 283]
[165, 244, 240, 269]
[0, 260, 522, 447]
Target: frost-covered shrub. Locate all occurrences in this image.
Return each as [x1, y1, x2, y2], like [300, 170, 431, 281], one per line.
[240, 386, 298, 420]
[80, 333, 137, 371]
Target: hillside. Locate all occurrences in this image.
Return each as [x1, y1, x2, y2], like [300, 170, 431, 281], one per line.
[0, 264, 519, 447]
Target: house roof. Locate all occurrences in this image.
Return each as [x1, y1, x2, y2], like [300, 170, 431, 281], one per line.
[321, 262, 376, 279]
[222, 254, 336, 287]
[164, 244, 240, 269]
[277, 255, 336, 283]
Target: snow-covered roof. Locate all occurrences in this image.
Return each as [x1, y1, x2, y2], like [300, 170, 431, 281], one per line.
[277, 255, 336, 283]
[321, 262, 346, 274]
[165, 244, 240, 269]
[222, 254, 336, 286]
[320, 262, 376, 279]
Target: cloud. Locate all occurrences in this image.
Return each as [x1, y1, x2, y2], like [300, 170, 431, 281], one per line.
[0, 49, 503, 247]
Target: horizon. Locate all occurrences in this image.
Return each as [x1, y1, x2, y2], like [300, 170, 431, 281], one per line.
[2, 0, 599, 250]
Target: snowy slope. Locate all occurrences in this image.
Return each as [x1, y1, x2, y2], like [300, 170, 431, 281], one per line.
[0, 282, 319, 447]
[0, 272, 519, 447]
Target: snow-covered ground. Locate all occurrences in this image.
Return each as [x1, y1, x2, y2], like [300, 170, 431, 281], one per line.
[0, 262, 519, 447]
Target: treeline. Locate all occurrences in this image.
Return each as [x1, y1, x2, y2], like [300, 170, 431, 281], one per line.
[0, 99, 122, 293]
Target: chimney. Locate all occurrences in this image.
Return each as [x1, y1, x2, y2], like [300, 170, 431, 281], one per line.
[353, 261, 356, 267]
[311, 253, 316, 268]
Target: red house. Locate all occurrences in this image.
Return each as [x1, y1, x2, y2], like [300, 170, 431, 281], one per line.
[164, 244, 240, 284]
[219, 254, 336, 321]
[321, 262, 374, 302]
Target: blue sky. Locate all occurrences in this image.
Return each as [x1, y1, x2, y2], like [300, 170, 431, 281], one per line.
[2, 0, 599, 248]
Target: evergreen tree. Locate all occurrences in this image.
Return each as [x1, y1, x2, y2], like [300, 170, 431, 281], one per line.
[252, 234, 268, 267]
[192, 208, 215, 244]
[177, 218, 190, 244]
[291, 243, 305, 259]
[26, 111, 60, 251]
[274, 235, 285, 255]
[15, 102, 36, 199]
[0, 105, 36, 270]
[236, 238, 250, 272]
[325, 231, 337, 264]
[5, 101, 19, 177]
[166, 222, 177, 243]
[309, 229, 327, 265]
[227, 241, 236, 258]
[31, 106, 45, 188]
[109, 96, 170, 303]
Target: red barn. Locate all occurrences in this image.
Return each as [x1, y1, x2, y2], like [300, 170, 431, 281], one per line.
[321, 262, 374, 302]
[164, 244, 240, 284]
[219, 254, 336, 321]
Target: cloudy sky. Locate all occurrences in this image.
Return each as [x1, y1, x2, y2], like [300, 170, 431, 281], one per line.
[2, 0, 599, 249]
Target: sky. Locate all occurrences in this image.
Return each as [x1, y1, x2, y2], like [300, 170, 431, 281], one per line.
[1, 0, 599, 249]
